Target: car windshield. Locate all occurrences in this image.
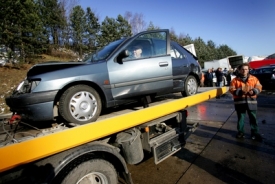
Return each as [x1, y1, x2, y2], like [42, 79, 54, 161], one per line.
[83, 39, 126, 62]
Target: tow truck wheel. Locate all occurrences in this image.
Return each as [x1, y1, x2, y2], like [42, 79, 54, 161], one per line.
[181, 75, 198, 97]
[59, 85, 102, 125]
[60, 159, 117, 184]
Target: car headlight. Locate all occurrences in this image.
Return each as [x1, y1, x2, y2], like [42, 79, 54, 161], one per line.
[15, 79, 41, 94]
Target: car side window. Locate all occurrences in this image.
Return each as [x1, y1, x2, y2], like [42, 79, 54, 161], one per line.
[257, 69, 262, 74]
[262, 68, 272, 73]
[170, 45, 182, 59]
[123, 31, 167, 61]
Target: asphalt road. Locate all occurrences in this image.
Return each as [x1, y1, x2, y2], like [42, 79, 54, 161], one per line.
[126, 90, 275, 184]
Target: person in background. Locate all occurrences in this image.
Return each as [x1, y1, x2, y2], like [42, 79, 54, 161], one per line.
[226, 69, 233, 86]
[215, 67, 224, 87]
[211, 68, 216, 86]
[200, 72, 205, 87]
[223, 67, 228, 75]
[204, 69, 213, 87]
[215, 67, 224, 98]
[229, 63, 263, 141]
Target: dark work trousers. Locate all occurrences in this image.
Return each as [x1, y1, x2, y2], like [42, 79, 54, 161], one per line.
[236, 109, 258, 134]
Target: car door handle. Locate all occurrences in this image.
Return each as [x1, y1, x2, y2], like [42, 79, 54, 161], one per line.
[159, 62, 168, 67]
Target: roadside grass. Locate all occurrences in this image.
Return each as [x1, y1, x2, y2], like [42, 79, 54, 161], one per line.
[0, 54, 74, 114]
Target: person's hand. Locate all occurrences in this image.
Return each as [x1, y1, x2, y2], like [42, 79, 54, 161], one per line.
[240, 90, 248, 96]
[247, 90, 254, 96]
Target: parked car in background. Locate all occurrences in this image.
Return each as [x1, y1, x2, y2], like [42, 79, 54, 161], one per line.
[249, 53, 275, 69]
[6, 29, 202, 125]
[250, 65, 275, 89]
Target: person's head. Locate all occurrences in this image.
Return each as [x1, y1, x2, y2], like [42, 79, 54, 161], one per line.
[238, 63, 250, 77]
[207, 69, 211, 72]
[132, 45, 142, 58]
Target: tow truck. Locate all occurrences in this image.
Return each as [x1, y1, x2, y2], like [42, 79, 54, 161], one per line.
[0, 87, 227, 184]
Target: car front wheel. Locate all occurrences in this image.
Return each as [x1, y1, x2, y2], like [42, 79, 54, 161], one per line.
[59, 85, 102, 125]
[181, 75, 198, 97]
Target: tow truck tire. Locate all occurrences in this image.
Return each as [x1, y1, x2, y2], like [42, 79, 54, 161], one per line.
[181, 75, 198, 97]
[60, 159, 117, 184]
[59, 85, 102, 125]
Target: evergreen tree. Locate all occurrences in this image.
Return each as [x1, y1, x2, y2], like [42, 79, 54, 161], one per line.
[84, 7, 100, 53]
[98, 15, 131, 48]
[116, 15, 132, 37]
[217, 44, 237, 59]
[206, 40, 218, 61]
[70, 5, 86, 57]
[169, 28, 178, 42]
[193, 37, 208, 65]
[0, 0, 46, 62]
[37, 0, 66, 46]
[98, 16, 117, 47]
[177, 34, 193, 47]
[146, 21, 160, 31]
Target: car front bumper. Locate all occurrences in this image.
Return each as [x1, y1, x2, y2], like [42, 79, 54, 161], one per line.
[5, 90, 58, 122]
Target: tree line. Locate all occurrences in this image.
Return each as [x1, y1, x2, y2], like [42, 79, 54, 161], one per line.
[0, 0, 236, 66]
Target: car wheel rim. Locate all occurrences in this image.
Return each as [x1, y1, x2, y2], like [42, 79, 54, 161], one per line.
[187, 78, 197, 95]
[69, 91, 97, 121]
[77, 172, 108, 184]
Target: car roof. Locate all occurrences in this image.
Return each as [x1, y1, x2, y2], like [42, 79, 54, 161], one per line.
[265, 53, 275, 59]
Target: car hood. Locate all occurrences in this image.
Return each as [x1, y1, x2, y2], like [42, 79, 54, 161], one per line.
[27, 61, 92, 77]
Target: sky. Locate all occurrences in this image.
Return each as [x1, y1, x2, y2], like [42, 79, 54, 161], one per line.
[78, 0, 275, 57]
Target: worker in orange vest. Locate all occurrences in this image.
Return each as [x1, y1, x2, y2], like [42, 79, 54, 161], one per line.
[229, 63, 262, 141]
[200, 72, 205, 87]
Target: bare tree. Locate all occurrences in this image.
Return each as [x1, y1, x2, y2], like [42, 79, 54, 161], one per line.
[59, 0, 79, 17]
[124, 11, 146, 34]
[124, 11, 132, 24]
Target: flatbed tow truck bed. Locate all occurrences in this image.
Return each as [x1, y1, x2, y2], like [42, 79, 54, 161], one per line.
[0, 87, 227, 183]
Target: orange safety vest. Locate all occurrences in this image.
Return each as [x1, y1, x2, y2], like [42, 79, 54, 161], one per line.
[201, 72, 205, 83]
[229, 74, 262, 110]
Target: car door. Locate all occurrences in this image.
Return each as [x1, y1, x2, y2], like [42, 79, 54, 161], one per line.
[256, 68, 274, 88]
[170, 42, 190, 90]
[107, 30, 173, 100]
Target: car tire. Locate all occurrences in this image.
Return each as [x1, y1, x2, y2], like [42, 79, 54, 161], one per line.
[181, 75, 198, 97]
[59, 85, 102, 125]
[60, 159, 117, 184]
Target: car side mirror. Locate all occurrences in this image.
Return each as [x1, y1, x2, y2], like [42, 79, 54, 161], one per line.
[117, 50, 130, 64]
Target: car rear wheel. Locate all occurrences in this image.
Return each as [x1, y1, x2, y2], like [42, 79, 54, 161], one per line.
[59, 85, 102, 125]
[181, 75, 198, 97]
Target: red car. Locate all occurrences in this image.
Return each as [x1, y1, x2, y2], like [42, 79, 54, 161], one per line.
[249, 53, 275, 69]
